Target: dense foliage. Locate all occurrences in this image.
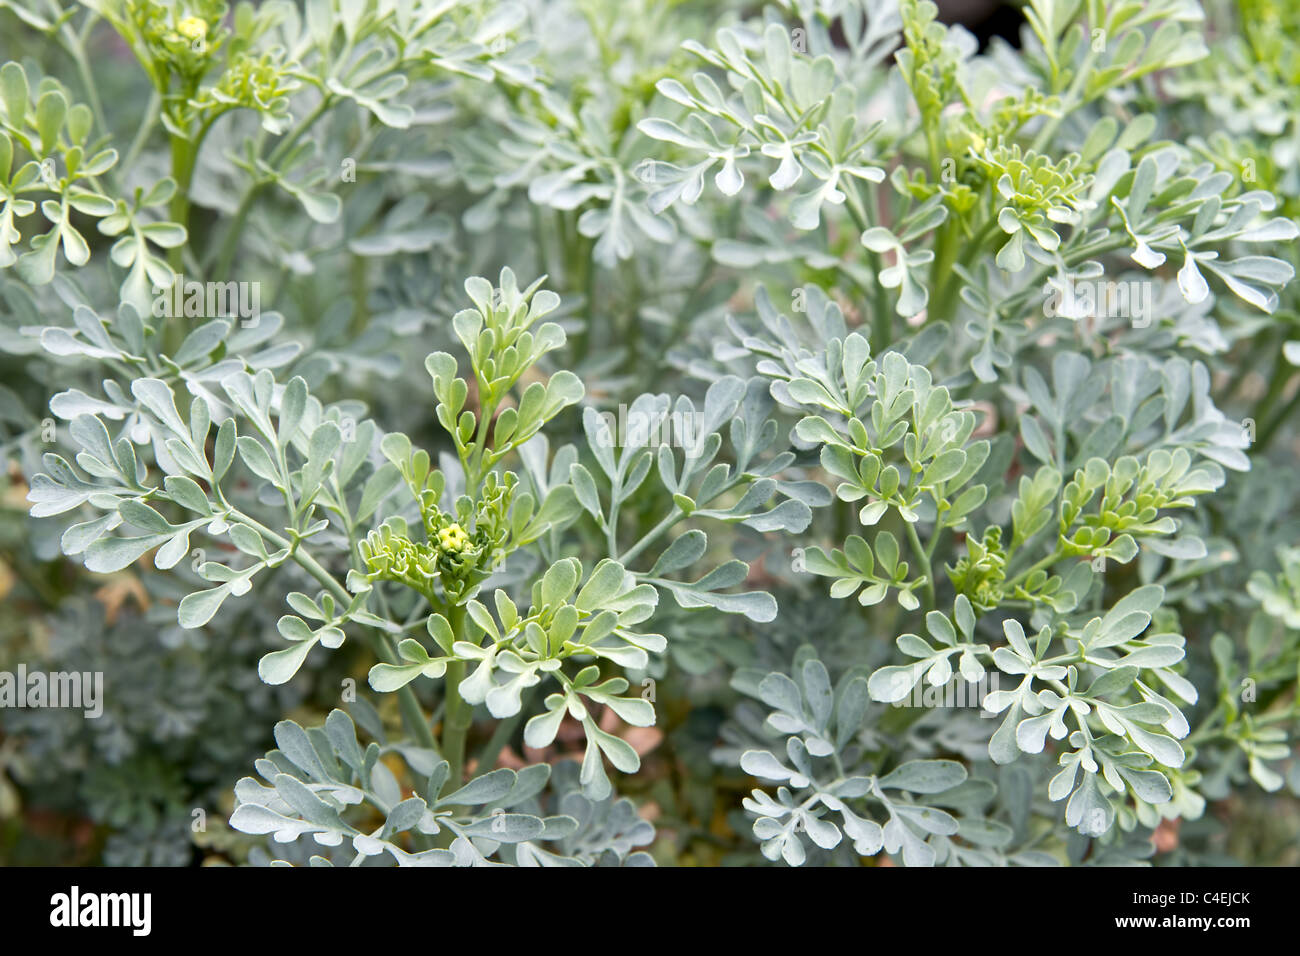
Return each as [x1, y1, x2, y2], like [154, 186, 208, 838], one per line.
[0, 0, 1297, 867]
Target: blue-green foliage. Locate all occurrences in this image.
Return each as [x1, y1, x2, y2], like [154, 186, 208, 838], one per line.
[0, 0, 1297, 868]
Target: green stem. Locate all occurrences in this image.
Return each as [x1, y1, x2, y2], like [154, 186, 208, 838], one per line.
[167, 133, 197, 272]
[1031, 48, 1101, 154]
[442, 604, 472, 787]
[957, 218, 1001, 268]
[922, 119, 941, 180]
[925, 522, 945, 565]
[580, 236, 597, 363]
[267, 95, 334, 168]
[60, 21, 107, 136]
[1007, 547, 1065, 589]
[211, 184, 261, 276]
[618, 509, 682, 567]
[904, 520, 936, 609]
[120, 89, 161, 175]
[465, 386, 499, 497]
[208, 95, 335, 275]
[230, 511, 438, 753]
[845, 184, 892, 350]
[927, 219, 961, 323]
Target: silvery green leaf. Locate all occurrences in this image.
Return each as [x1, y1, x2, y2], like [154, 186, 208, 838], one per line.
[439, 769, 518, 808]
[648, 530, 707, 576]
[879, 760, 967, 794]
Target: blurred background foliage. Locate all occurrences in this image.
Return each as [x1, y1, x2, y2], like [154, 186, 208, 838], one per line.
[0, 0, 1297, 866]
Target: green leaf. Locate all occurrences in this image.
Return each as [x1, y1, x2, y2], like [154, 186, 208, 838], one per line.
[879, 760, 967, 794]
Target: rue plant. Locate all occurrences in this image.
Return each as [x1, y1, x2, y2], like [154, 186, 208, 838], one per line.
[1, 0, 1297, 867]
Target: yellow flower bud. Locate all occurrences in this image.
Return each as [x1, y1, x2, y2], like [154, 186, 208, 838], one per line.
[177, 16, 208, 41]
[436, 523, 470, 552]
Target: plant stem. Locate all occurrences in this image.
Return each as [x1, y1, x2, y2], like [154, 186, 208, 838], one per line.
[230, 511, 438, 753]
[1007, 547, 1065, 588]
[1031, 48, 1101, 153]
[60, 21, 107, 136]
[845, 184, 892, 349]
[441, 603, 472, 786]
[904, 520, 936, 609]
[927, 219, 960, 323]
[212, 185, 260, 276]
[167, 133, 197, 272]
[120, 89, 161, 175]
[467, 388, 497, 496]
[209, 95, 335, 275]
[618, 508, 682, 566]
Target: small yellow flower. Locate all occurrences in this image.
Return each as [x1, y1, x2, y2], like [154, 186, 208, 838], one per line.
[177, 16, 208, 41]
[436, 523, 470, 552]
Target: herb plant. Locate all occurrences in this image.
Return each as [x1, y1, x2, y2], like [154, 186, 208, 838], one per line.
[1, 0, 1297, 867]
